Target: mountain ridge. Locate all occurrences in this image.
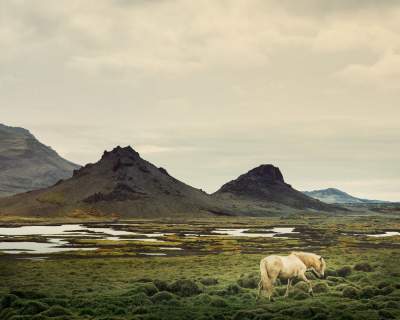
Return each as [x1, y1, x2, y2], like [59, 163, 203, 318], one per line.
[0, 123, 80, 197]
[0, 145, 340, 218]
[303, 188, 388, 204]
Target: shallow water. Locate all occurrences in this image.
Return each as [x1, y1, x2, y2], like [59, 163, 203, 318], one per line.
[0, 224, 298, 255]
[0, 238, 97, 254]
[367, 231, 400, 237]
[212, 227, 297, 237]
[0, 224, 140, 254]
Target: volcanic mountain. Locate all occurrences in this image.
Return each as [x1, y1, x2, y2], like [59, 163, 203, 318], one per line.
[0, 124, 80, 197]
[213, 165, 336, 212]
[0, 146, 219, 218]
[0, 146, 340, 219]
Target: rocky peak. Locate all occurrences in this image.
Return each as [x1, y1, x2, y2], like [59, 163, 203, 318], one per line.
[101, 146, 140, 161]
[244, 164, 285, 184]
[73, 146, 142, 178]
[215, 164, 290, 197]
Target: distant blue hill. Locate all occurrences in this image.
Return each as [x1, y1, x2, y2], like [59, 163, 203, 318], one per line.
[303, 188, 389, 204]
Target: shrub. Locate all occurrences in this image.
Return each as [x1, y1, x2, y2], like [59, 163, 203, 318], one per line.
[342, 286, 359, 299]
[377, 281, 390, 289]
[334, 284, 349, 291]
[275, 287, 287, 296]
[325, 268, 338, 277]
[125, 283, 158, 297]
[79, 308, 96, 316]
[313, 282, 329, 294]
[200, 277, 219, 286]
[326, 276, 345, 283]
[378, 309, 396, 319]
[195, 293, 213, 304]
[241, 292, 256, 301]
[210, 296, 228, 307]
[237, 274, 259, 289]
[40, 305, 71, 317]
[379, 285, 394, 295]
[382, 301, 400, 309]
[153, 279, 169, 291]
[312, 314, 328, 320]
[40, 298, 68, 307]
[280, 306, 313, 318]
[294, 282, 309, 292]
[354, 262, 373, 272]
[151, 291, 175, 303]
[255, 313, 273, 320]
[129, 293, 153, 306]
[232, 310, 257, 320]
[337, 266, 352, 278]
[335, 311, 355, 320]
[1, 295, 19, 308]
[292, 289, 309, 300]
[359, 286, 378, 299]
[0, 308, 17, 320]
[223, 283, 241, 295]
[20, 301, 48, 315]
[136, 278, 153, 283]
[140, 283, 159, 296]
[168, 279, 202, 297]
[132, 306, 150, 315]
[9, 291, 46, 300]
[310, 307, 328, 319]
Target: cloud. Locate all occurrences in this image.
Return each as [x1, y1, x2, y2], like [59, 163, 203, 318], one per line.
[335, 51, 400, 89]
[1, 0, 400, 201]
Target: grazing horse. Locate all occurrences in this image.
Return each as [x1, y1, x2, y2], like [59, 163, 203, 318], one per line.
[257, 251, 326, 301]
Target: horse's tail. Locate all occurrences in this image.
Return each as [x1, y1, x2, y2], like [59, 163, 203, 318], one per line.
[259, 258, 273, 300]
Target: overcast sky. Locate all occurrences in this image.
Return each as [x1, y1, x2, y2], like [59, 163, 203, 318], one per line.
[1, 0, 399, 201]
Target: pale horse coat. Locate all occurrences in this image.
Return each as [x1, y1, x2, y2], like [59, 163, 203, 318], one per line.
[258, 251, 326, 301]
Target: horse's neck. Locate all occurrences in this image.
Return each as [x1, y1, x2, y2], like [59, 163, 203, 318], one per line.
[292, 252, 315, 269]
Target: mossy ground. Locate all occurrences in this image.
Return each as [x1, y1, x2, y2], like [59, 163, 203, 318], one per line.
[0, 215, 399, 320]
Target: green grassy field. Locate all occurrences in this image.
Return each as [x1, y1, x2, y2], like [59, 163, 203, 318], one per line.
[1, 215, 400, 320]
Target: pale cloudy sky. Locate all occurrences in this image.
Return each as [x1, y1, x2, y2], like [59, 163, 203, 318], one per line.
[0, 0, 399, 200]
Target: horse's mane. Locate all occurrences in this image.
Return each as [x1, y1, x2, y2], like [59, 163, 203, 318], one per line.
[290, 251, 321, 268]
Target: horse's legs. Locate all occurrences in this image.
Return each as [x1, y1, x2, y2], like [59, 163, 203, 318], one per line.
[300, 273, 313, 296]
[266, 276, 275, 302]
[284, 278, 292, 298]
[256, 280, 262, 301]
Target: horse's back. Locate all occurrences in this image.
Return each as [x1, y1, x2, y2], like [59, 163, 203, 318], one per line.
[261, 254, 307, 280]
[261, 255, 284, 279]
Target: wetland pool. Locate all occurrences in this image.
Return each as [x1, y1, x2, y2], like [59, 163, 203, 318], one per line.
[1, 223, 398, 256]
[0, 223, 298, 255]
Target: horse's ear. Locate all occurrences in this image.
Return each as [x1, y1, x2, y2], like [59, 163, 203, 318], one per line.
[319, 256, 323, 261]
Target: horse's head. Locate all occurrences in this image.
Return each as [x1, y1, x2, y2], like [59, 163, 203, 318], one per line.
[314, 256, 326, 278]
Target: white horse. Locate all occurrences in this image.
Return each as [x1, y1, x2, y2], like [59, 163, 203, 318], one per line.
[257, 251, 326, 301]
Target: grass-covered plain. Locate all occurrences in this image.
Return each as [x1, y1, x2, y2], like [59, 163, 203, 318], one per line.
[1, 215, 400, 320]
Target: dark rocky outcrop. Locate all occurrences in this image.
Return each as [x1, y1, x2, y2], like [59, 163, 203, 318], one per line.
[213, 164, 337, 211]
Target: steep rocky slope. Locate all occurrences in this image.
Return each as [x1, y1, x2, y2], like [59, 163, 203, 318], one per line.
[213, 165, 337, 212]
[0, 146, 219, 218]
[0, 124, 79, 197]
